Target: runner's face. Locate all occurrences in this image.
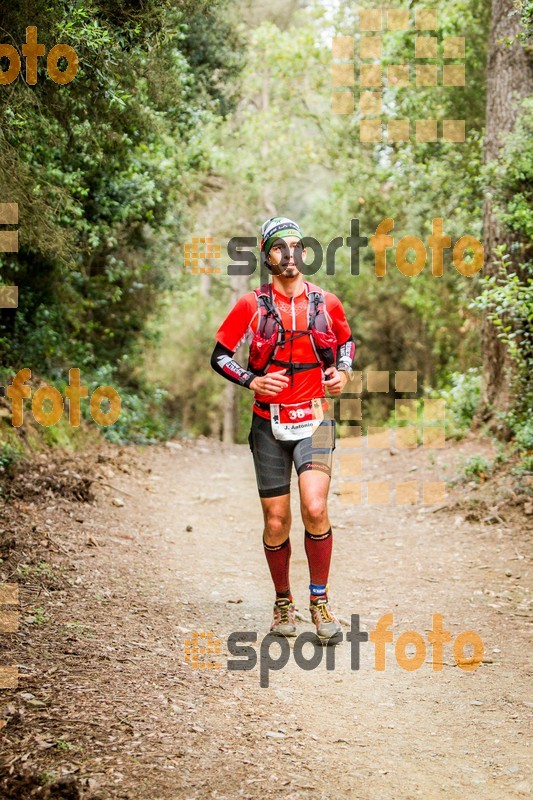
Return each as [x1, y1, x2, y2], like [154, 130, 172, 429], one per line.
[267, 236, 306, 278]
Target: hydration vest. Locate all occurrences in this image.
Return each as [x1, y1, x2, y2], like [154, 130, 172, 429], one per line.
[247, 282, 338, 378]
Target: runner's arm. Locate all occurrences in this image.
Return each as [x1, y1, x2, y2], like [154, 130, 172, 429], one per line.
[210, 342, 256, 388]
[325, 293, 356, 371]
[336, 336, 356, 371]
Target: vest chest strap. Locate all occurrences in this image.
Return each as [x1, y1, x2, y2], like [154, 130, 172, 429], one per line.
[269, 359, 321, 376]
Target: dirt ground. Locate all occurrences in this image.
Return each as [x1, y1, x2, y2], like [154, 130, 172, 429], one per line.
[0, 432, 531, 799]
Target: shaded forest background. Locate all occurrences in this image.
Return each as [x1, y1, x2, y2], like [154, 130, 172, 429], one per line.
[0, 0, 531, 470]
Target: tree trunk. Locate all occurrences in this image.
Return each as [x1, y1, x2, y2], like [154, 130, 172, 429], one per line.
[260, 67, 277, 286]
[222, 273, 250, 443]
[480, 0, 533, 430]
[199, 272, 211, 298]
[223, 66, 278, 442]
[222, 380, 239, 444]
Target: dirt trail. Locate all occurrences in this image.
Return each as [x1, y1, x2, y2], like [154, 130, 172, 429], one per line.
[1, 435, 531, 799]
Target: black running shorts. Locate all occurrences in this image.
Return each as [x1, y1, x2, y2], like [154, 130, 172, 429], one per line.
[247, 412, 336, 498]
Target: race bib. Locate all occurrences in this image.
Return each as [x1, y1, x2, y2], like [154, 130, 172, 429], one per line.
[270, 398, 324, 441]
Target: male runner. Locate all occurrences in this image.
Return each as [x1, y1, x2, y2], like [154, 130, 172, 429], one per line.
[210, 217, 355, 644]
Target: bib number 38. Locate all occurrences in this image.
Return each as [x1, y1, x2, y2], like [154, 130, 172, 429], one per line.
[288, 408, 306, 420]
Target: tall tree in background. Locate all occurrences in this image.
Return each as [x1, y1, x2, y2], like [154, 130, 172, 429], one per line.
[480, 0, 533, 429]
[0, 0, 242, 376]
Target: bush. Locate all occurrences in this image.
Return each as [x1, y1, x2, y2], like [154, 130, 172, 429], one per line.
[0, 443, 25, 479]
[76, 365, 179, 445]
[441, 368, 482, 434]
[463, 454, 492, 480]
[474, 99, 533, 439]
[514, 454, 533, 475]
[472, 251, 533, 436]
[514, 418, 533, 451]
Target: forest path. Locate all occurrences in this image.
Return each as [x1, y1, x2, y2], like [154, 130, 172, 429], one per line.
[1, 434, 531, 799]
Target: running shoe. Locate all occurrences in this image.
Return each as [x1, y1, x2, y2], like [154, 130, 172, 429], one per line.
[270, 598, 297, 637]
[309, 598, 343, 644]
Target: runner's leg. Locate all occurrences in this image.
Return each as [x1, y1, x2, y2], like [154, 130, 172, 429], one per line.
[261, 494, 292, 546]
[298, 470, 341, 641]
[298, 470, 331, 535]
[261, 494, 293, 600]
[249, 425, 296, 633]
[293, 422, 341, 643]
[299, 471, 333, 600]
[248, 413, 295, 602]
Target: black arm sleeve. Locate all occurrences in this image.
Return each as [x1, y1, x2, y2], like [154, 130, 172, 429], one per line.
[336, 336, 356, 370]
[210, 342, 256, 388]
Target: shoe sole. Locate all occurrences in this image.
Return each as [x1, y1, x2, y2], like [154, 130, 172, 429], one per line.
[269, 629, 297, 637]
[315, 631, 343, 646]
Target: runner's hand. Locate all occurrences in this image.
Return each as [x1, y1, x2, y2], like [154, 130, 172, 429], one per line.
[249, 370, 289, 397]
[323, 367, 348, 396]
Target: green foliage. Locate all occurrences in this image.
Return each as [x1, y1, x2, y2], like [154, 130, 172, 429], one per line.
[67, 364, 181, 444]
[472, 98, 533, 442]
[103, 386, 178, 445]
[298, 0, 487, 399]
[0, 0, 243, 407]
[144, 286, 227, 438]
[488, 98, 533, 241]
[38, 772, 58, 786]
[152, 0, 491, 439]
[472, 250, 533, 434]
[514, 453, 533, 474]
[441, 368, 482, 433]
[0, 365, 177, 448]
[17, 561, 57, 580]
[514, 419, 533, 451]
[463, 454, 492, 480]
[55, 739, 75, 752]
[0, 442, 25, 478]
[40, 416, 78, 449]
[1, 0, 525, 449]
[515, 0, 533, 43]
[27, 605, 50, 625]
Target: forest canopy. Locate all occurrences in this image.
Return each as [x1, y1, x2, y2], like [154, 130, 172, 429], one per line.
[0, 0, 531, 452]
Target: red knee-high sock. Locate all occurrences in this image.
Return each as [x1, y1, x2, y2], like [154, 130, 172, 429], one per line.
[263, 536, 292, 601]
[304, 528, 332, 603]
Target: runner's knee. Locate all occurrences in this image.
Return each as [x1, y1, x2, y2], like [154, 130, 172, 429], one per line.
[301, 499, 327, 528]
[264, 509, 291, 540]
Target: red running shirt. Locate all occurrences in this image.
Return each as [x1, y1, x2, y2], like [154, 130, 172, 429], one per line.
[215, 283, 352, 419]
